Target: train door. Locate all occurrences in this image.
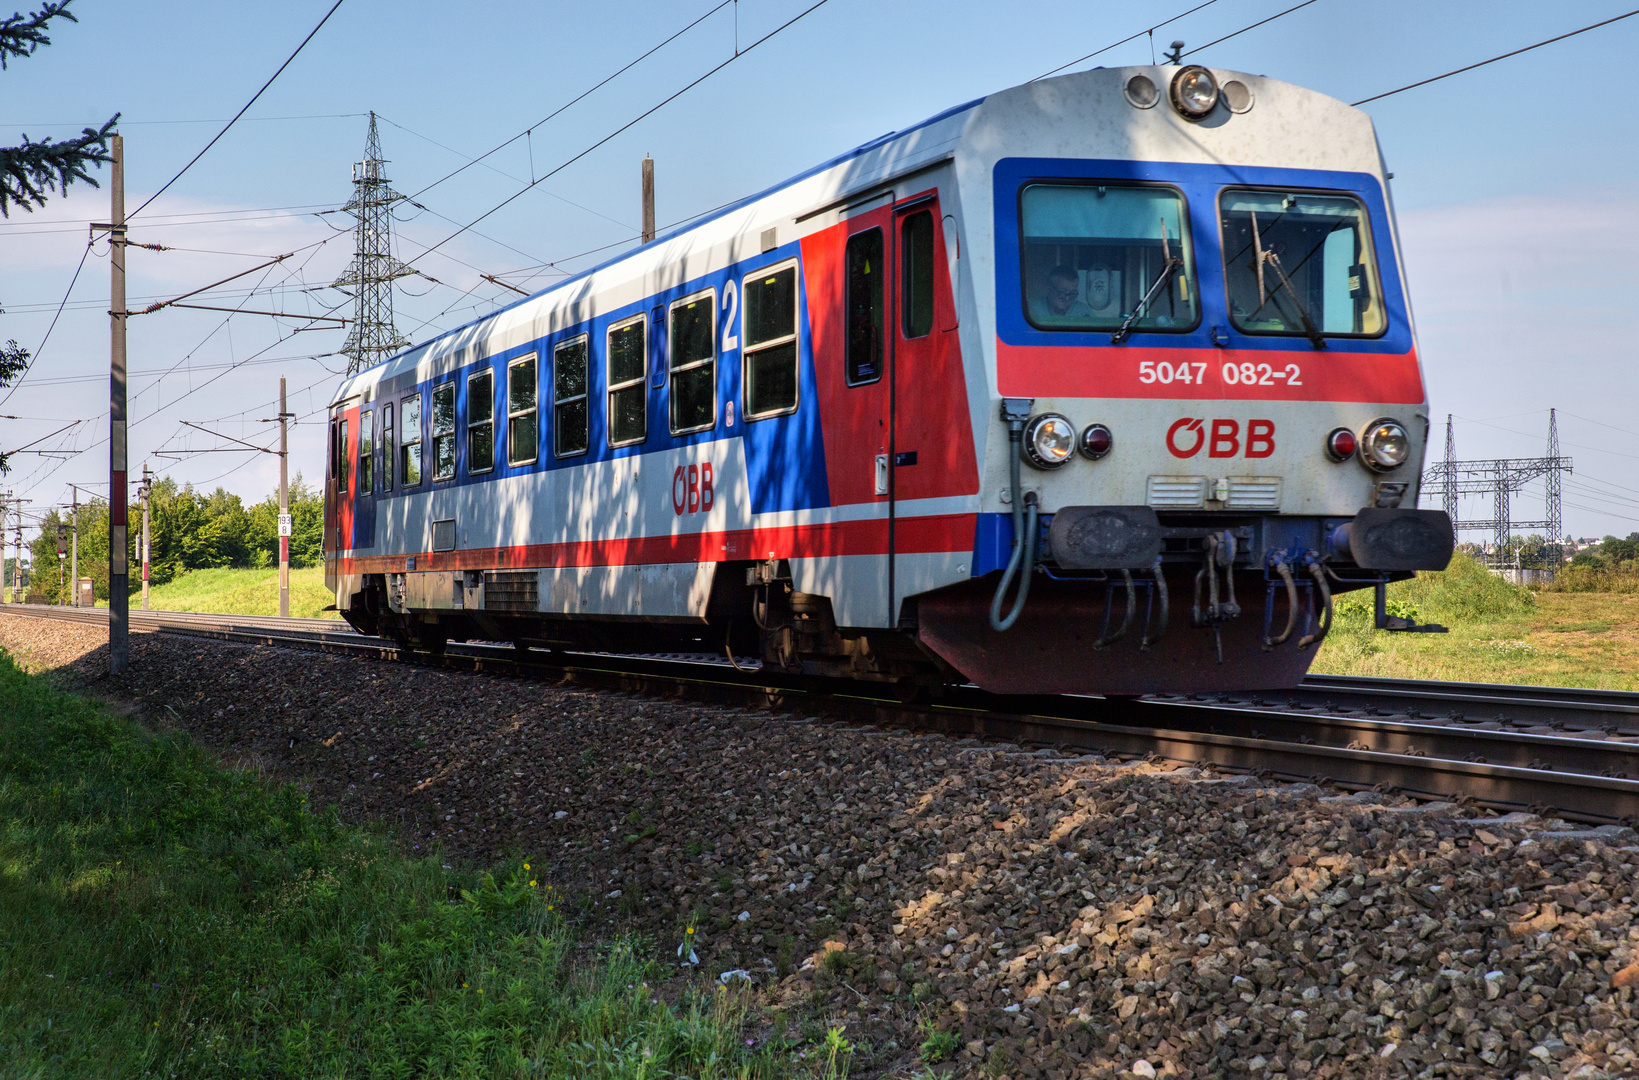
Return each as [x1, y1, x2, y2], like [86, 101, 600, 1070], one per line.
[326, 408, 355, 556]
[888, 189, 979, 625]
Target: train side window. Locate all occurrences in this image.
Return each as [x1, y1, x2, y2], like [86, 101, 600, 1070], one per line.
[400, 393, 422, 486]
[432, 383, 456, 481]
[901, 210, 934, 338]
[1019, 183, 1197, 333]
[336, 418, 349, 491]
[742, 262, 798, 419]
[467, 369, 494, 473]
[505, 352, 540, 465]
[669, 290, 716, 434]
[606, 318, 646, 447]
[357, 410, 374, 494]
[381, 403, 394, 492]
[550, 340, 586, 458]
[844, 228, 883, 385]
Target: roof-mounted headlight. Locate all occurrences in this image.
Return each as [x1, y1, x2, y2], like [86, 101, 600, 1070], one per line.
[1170, 65, 1219, 121]
[1023, 413, 1075, 469]
[1360, 418, 1410, 472]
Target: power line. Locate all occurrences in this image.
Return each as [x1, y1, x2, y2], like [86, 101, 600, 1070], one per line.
[1033, 0, 1221, 81]
[129, 0, 348, 220]
[406, 0, 734, 203]
[1179, 0, 1322, 59]
[0, 238, 93, 410]
[408, 0, 836, 269]
[1353, 9, 1639, 106]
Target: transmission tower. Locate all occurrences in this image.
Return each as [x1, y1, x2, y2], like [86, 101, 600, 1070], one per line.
[1421, 410, 1571, 573]
[333, 112, 414, 375]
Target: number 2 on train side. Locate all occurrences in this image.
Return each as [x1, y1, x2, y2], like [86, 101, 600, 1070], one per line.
[1137, 360, 1207, 385]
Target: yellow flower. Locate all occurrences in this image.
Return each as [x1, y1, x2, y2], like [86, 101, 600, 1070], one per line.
[477, 989, 483, 994]
[687, 927, 695, 935]
[523, 863, 530, 870]
[462, 983, 468, 988]
[547, 904, 555, 911]
[530, 880, 537, 887]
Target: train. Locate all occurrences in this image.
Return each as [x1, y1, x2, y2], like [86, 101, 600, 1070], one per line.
[323, 63, 1452, 696]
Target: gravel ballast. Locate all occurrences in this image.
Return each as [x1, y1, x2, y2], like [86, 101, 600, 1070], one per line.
[5, 611, 1639, 1080]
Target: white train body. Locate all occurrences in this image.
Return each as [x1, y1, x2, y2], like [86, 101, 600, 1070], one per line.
[325, 66, 1450, 694]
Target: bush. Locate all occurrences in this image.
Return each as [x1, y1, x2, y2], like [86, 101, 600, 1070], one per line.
[1540, 566, 1639, 594]
[1387, 550, 1535, 623]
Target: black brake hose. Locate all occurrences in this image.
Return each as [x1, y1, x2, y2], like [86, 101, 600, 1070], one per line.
[989, 421, 1037, 632]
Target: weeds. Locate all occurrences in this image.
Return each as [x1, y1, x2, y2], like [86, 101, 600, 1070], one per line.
[917, 1018, 960, 1063]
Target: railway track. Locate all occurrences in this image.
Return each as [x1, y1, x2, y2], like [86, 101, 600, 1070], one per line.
[6, 602, 1639, 827]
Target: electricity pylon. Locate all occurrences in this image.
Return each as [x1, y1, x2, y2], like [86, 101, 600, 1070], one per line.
[333, 112, 413, 375]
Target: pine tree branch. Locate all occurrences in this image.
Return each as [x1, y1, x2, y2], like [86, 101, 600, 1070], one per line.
[0, 113, 118, 216]
[0, 0, 74, 69]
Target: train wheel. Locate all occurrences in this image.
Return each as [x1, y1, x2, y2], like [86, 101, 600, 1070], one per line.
[418, 626, 449, 656]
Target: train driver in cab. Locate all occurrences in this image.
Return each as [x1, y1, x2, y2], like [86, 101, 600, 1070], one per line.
[1030, 264, 1094, 324]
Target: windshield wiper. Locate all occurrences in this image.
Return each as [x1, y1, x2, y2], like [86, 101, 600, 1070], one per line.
[1250, 211, 1326, 350]
[1111, 218, 1183, 345]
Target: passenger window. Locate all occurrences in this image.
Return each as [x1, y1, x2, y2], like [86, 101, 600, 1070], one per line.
[1218, 189, 1385, 337]
[400, 394, 422, 486]
[669, 293, 716, 434]
[508, 352, 541, 465]
[432, 383, 456, 481]
[336, 419, 349, 490]
[1019, 183, 1196, 332]
[901, 211, 934, 338]
[551, 340, 586, 457]
[382, 403, 394, 492]
[357, 410, 374, 493]
[467, 369, 494, 473]
[743, 263, 798, 418]
[845, 228, 883, 384]
[606, 319, 646, 447]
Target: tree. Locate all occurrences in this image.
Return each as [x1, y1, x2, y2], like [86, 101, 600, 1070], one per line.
[0, 2, 118, 217]
[1, 1, 118, 473]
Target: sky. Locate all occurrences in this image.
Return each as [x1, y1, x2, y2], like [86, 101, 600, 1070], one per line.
[2, 0, 1638, 543]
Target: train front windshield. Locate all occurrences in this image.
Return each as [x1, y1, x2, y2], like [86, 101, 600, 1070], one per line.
[1219, 190, 1386, 337]
[1019, 183, 1198, 332]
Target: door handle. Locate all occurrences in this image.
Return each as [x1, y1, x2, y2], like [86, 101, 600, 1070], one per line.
[874, 454, 889, 496]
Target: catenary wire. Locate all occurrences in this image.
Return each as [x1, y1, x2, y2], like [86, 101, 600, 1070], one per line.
[128, 0, 348, 221]
[0, 238, 94, 410]
[1032, 0, 1221, 81]
[1353, 9, 1639, 106]
[407, 0, 835, 269]
[406, 0, 733, 203]
[1178, 0, 1322, 59]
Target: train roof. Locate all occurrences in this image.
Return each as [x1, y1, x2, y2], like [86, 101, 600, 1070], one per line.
[334, 65, 1376, 404]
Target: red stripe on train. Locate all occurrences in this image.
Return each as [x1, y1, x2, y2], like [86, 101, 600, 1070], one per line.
[997, 341, 1425, 403]
[328, 512, 977, 575]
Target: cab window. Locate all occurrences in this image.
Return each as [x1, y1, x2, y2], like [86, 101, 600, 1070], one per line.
[1019, 183, 1196, 332]
[1219, 189, 1385, 337]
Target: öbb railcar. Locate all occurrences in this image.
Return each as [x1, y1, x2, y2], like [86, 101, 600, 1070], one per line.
[323, 64, 1452, 695]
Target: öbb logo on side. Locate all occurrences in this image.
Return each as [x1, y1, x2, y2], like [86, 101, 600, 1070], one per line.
[672, 462, 715, 515]
[1166, 418, 1275, 459]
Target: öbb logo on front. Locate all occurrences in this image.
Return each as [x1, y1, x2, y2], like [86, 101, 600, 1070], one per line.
[1166, 418, 1275, 459]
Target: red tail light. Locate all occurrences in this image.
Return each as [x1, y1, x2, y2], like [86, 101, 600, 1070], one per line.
[1325, 427, 1357, 462]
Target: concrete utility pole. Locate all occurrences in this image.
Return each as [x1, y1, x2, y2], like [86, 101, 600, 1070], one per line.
[278, 376, 291, 618]
[93, 133, 130, 672]
[69, 485, 80, 606]
[641, 155, 655, 244]
[139, 462, 151, 611]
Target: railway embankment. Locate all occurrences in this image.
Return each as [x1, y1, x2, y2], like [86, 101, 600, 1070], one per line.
[6, 610, 1639, 1080]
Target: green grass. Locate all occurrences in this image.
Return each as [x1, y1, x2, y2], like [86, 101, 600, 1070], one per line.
[130, 566, 339, 619]
[1312, 551, 1639, 689]
[0, 650, 796, 1078]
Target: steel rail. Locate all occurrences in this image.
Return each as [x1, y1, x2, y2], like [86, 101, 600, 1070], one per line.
[5, 604, 1638, 825]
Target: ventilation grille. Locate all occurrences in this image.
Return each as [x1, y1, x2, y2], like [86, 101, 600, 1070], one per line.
[484, 570, 538, 612]
[1146, 476, 1208, 509]
[1224, 478, 1282, 510]
[431, 519, 457, 552]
